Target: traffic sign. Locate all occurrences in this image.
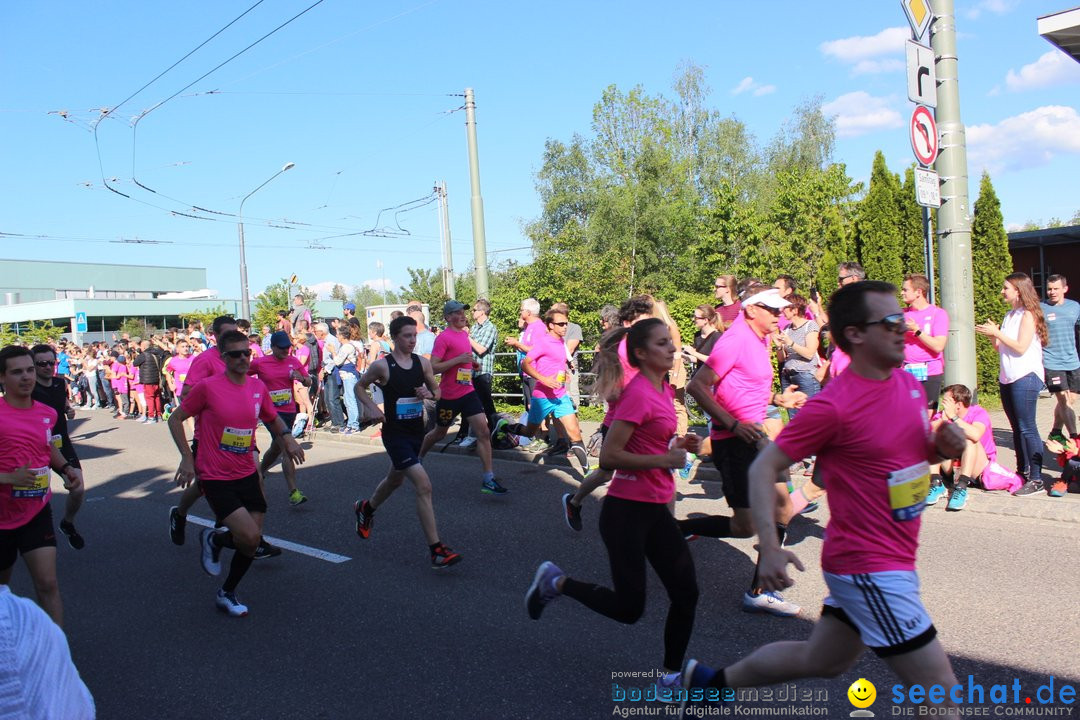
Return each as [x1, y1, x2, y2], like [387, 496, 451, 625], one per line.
[290, 274, 298, 284]
[909, 105, 938, 167]
[906, 40, 937, 107]
[901, 0, 933, 40]
[914, 168, 941, 208]
[75, 312, 88, 333]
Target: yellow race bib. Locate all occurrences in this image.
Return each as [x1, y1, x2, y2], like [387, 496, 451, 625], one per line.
[13, 466, 50, 499]
[269, 388, 292, 407]
[220, 426, 253, 454]
[888, 462, 930, 522]
[455, 367, 473, 385]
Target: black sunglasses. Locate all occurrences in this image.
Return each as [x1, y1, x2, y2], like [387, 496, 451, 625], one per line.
[550, 321, 569, 327]
[862, 313, 906, 332]
[223, 349, 252, 359]
[34, 361, 55, 367]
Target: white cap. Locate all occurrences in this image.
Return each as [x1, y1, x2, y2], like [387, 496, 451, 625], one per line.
[742, 289, 791, 310]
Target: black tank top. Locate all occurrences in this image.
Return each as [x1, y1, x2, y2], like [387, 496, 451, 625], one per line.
[380, 353, 425, 435]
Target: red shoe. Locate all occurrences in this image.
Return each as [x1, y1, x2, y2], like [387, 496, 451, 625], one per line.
[430, 543, 462, 569]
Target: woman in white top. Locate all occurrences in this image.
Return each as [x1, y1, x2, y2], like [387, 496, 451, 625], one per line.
[976, 272, 1049, 496]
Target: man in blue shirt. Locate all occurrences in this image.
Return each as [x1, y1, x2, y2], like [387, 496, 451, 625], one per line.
[1041, 274, 1080, 444]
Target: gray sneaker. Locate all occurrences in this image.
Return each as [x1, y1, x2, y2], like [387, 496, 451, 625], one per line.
[525, 561, 564, 619]
[200, 528, 223, 576]
[742, 590, 800, 617]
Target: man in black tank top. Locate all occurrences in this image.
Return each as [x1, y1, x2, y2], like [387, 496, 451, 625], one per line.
[350, 316, 462, 569]
[31, 345, 86, 550]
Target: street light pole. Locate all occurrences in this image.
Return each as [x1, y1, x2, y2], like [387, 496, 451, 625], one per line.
[238, 161, 295, 320]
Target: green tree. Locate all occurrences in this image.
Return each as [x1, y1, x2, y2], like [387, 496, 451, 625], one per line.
[329, 284, 349, 303]
[899, 166, 929, 278]
[118, 317, 156, 339]
[0, 320, 64, 346]
[970, 172, 1012, 397]
[398, 268, 446, 313]
[856, 151, 904, 287]
[253, 280, 316, 331]
[179, 304, 231, 331]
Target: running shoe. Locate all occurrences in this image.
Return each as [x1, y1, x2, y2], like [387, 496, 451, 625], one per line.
[946, 487, 968, 511]
[1048, 429, 1068, 445]
[253, 540, 282, 559]
[655, 672, 684, 704]
[1013, 480, 1045, 497]
[215, 589, 249, 617]
[291, 413, 309, 438]
[200, 528, 223, 576]
[430, 544, 462, 569]
[169, 506, 186, 546]
[527, 438, 549, 454]
[1049, 480, 1068, 498]
[741, 591, 800, 617]
[354, 499, 374, 539]
[925, 483, 947, 506]
[525, 561, 564, 620]
[569, 445, 590, 474]
[678, 453, 698, 481]
[59, 519, 85, 550]
[459, 436, 477, 449]
[482, 477, 508, 495]
[544, 439, 570, 456]
[561, 492, 582, 532]
[681, 658, 717, 689]
[490, 417, 509, 443]
[289, 488, 309, 506]
[798, 502, 819, 515]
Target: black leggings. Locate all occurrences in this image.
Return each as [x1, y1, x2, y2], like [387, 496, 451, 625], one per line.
[561, 495, 699, 671]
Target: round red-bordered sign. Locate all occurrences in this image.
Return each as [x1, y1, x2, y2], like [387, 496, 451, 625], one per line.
[910, 105, 938, 166]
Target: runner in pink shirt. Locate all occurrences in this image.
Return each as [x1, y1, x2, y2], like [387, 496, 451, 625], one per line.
[0, 346, 84, 626]
[525, 318, 702, 699]
[169, 330, 305, 617]
[683, 281, 968, 706]
[682, 288, 806, 617]
[163, 340, 194, 401]
[419, 300, 506, 495]
[249, 331, 312, 506]
[901, 273, 950, 414]
[926, 383, 996, 512]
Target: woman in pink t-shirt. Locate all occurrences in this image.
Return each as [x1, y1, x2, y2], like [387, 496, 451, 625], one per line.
[524, 318, 702, 696]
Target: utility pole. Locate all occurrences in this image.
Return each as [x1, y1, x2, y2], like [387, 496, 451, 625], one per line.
[435, 181, 456, 299]
[464, 88, 489, 299]
[931, 0, 977, 391]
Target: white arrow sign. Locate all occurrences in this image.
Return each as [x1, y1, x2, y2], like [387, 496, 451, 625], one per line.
[906, 40, 937, 108]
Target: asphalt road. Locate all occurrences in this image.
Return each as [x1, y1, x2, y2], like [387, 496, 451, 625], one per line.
[8, 410, 1080, 719]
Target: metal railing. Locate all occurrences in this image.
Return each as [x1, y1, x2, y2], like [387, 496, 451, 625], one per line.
[487, 350, 598, 406]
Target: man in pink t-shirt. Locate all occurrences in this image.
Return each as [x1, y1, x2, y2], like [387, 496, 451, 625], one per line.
[504, 297, 547, 413]
[419, 301, 507, 495]
[169, 331, 305, 617]
[683, 281, 968, 703]
[0, 346, 84, 626]
[682, 288, 806, 617]
[926, 383, 996, 512]
[901, 273, 949, 414]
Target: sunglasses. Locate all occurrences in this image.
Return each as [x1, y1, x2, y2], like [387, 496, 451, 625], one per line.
[550, 321, 569, 327]
[754, 305, 782, 316]
[223, 349, 252, 359]
[693, 315, 707, 321]
[838, 275, 853, 283]
[862, 313, 906, 333]
[34, 361, 55, 367]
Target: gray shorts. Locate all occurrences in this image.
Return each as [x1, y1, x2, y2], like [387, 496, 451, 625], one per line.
[821, 570, 936, 657]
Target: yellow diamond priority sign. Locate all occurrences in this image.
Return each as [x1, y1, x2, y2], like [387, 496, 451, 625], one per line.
[901, 0, 933, 40]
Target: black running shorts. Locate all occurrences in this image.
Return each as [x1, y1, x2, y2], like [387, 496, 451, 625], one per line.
[0, 503, 56, 571]
[199, 472, 267, 523]
[434, 392, 485, 428]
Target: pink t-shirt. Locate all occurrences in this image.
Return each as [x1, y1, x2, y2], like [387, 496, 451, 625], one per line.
[183, 349, 226, 440]
[180, 374, 278, 482]
[602, 336, 640, 426]
[526, 332, 569, 400]
[249, 355, 306, 413]
[903, 304, 949, 376]
[431, 327, 474, 401]
[520, 319, 547, 354]
[167, 355, 194, 397]
[705, 315, 772, 440]
[0, 399, 57, 529]
[716, 302, 741, 326]
[607, 374, 678, 505]
[111, 363, 130, 394]
[249, 342, 264, 359]
[931, 404, 996, 463]
[776, 368, 931, 575]
[829, 347, 851, 379]
[294, 344, 311, 368]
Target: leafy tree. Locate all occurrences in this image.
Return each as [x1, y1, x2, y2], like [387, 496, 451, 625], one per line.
[0, 320, 64, 347]
[970, 172, 1012, 397]
[253, 279, 316, 331]
[179, 305, 230, 332]
[398, 267, 446, 314]
[118, 317, 156, 339]
[899, 166, 930, 279]
[856, 151, 904, 287]
[329, 284, 349, 303]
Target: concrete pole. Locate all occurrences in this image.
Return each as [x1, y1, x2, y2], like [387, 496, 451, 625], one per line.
[930, 0, 977, 391]
[464, 88, 490, 299]
[436, 181, 456, 299]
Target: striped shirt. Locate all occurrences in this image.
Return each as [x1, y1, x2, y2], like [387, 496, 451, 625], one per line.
[469, 319, 498, 376]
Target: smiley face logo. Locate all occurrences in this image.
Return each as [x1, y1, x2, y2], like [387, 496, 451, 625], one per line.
[848, 678, 876, 709]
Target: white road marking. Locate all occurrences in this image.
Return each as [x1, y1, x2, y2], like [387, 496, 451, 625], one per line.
[186, 515, 352, 564]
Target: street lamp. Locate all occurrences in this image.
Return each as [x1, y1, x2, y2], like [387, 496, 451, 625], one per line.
[238, 161, 295, 320]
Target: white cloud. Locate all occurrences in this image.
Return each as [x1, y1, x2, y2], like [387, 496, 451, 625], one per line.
[821, 92, 904, 137]
[965, 0, 1019, 20]
[307, 281, 354, 299]
[362, 278, 395, 291]
[966, 105, 1080, 173]
[853, 58, 905, 75]
[1005, 50, 1080, 92]
[731, 76, 775, 96]
[820, 27, 908, 67]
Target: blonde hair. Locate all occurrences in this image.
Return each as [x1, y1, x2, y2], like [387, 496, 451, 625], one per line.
[645, 296, 682, 349]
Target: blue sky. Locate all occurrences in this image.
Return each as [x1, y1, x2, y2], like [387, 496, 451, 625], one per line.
[3, 0, 1078, 302]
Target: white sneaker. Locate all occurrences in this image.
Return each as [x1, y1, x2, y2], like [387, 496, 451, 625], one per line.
[655, 672, 683, 703]
[459, 436, 477, 448]
[215, 589, 249, 617]
[200, 528, 223, 576]
[742, 591, 800, 617]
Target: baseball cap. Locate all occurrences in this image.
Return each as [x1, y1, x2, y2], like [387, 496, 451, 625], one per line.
[270, 331, 292, 349]
[741, 289, 791, 310]
[443, 300, 469, 315]
[343, 302, 356, 311]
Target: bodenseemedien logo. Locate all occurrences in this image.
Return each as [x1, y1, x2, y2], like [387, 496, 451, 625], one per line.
[849, 678, 877, 717]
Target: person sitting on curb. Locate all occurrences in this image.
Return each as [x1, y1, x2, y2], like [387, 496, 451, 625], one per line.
[926, 384, 996, 511]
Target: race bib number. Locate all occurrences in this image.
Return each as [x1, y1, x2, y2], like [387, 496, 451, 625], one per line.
[269, 388, 292, 407]
[455, 366, 473, 385]
[178, 373, 187, 383]
[888, 462, 930, 522]
[903, 362, 929, 381]
[219, 426, 253, 454]
[13, 466, 50, 499]
[555, 371, 566, 386]
[51, 434, 63, 449]
[396, 397, 423, 421]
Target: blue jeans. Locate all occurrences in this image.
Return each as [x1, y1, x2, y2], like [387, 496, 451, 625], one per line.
[341, 371, 360, 431]
[322, 370, 345, 428]
[1000, 372, 1043, 483]
[782, 369, 821, 420]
